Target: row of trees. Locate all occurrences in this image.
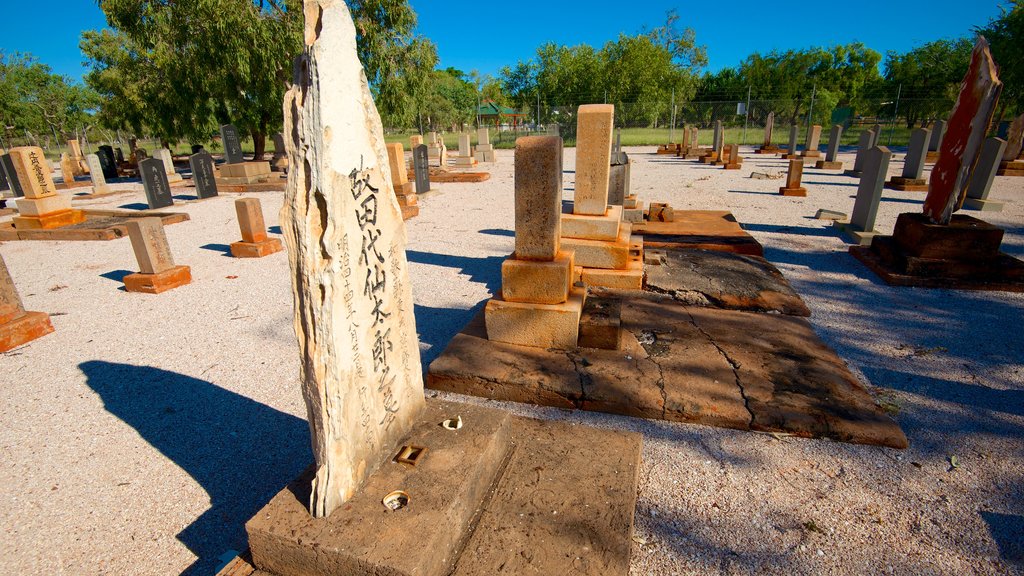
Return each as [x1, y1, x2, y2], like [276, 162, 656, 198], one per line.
[0, 53, 97, 149]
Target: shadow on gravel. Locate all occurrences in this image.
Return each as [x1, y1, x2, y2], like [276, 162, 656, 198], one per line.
[415, 301, 487, 368]
[982, 511, 1024, 568]
[79, 361, 310, 576]
[200, 243, 233, 256]
[405, 250, 502, 294]
[99, 270, 133, 283]
[478, 228, 514, 237]
[741, 223, 840, 238]
[726, 189, 781, 196]
[118, 202, 151, 211]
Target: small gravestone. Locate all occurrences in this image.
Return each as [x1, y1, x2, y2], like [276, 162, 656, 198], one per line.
[189, 151, 218, 199]
[85, 154, 110, 195]
[758, 112, 776, 152]
[271, 132, 288, 171]
[1, 155, 24, 197]
[801, 125, 822, 157]
[114, 148, 125, 164]
[413, 144, 430, 193]
[963, 137, 1007, 212]
[220, 124, 244, 164]
[779, 158, 806, 196]
[153, 148, 183, 183]
[97, 146, 119, 179]
[844, 130, 875, 177]
[0, 160, 9, 193]
[928, 120, 946, 152]
[886, 128, 930, 191]
[783, 125, 800, 158]
[838, 146, 892, 245]
[139, 157, 174, 209]
[816, 124, 844, 169]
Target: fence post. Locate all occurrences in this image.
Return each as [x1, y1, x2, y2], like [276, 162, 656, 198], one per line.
[806, 84, 816, 135]
[670, 89, 676, 143]
[888, 83, 902, 146]
[742, 86, 751, 146]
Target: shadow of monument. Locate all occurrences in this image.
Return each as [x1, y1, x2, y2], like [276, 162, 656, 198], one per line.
[415, 301, 487, 367]
[981, 511, 1024, 568]
[79, 361, 310, 575]
[477, 228, 515, 238]
[405, 250, 503, 294]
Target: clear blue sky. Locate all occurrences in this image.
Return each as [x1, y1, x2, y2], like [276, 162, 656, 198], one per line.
[2, 0, 1007, 82]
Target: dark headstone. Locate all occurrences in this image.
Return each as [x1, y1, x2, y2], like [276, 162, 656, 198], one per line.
[191, 144, 205, 154]
[114, 147, 125, 163]
[139, 157, 174, 209]
[997, 121, 1010, 139]
[189, 151, 218, 199]
[220, 124, 244, 164]
[1, 154, 24, 197]
[97, 146, 119, 179]
[0, 160, 8, 192]
[413, 144, 430, 194]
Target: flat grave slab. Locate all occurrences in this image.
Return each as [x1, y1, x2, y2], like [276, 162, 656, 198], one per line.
[632, 210, 764, 256]
[0, 209, 189, 241]
[407, 167, 490, 183]
[644, 248, 811, 316]
[232, 400, 640, 576]
[428, 295, 907, 449]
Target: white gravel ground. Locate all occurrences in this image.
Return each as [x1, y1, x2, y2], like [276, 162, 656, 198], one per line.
[0, 146, 1021, 575]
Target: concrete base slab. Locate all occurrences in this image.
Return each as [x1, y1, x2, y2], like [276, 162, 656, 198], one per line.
[242, 400, 640, 576]
[644, 248, 810, 316]
[428, 297, 908, 448]
[631, 211, 764, 256]
[0, 209, 189, 242]
[962, 198, 1004, 212]
[779, 187, 807, 196]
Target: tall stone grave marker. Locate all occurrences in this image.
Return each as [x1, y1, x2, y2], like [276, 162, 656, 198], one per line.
[220, 124, 244, 164]
[475, 127, 495, 162]
[189, 151, 218, 199]
[153, 148, 183, 183]
[454, 133, 476, 167]
[9, 146, 84, 230]
[276, 0, 424, 520]
[0, 254, 54, 352]
[413, 144, 430, 193]
[886, 127, 930, 191]
[386, 142, 419, 219]
[783, 125, 800, 158]
[85, 154, 110, 195]
[844, 129, 876, 177]
[779, 158, 806, 196]
[998, 113, 1024, 176]
[802, 125, 822, 157]
[928, 120, 946, 152]
[139, 157, 174, 209]
[963, 137, 1007, 212]
[486, 136, 583, 348]
[816, 124, 844, 169]
[114, 147, 125, 164]
[97, 146, 119, 179]
[66, 139, 87, 175]
[122, 217, 192, 294]
[838, 146, 892, 244]
[756, 111, 777, 153]
[1, 154, 24, 197]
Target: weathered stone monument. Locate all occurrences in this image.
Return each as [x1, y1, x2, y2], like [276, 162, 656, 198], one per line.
[474, 127, 495, 162]
[153, 148, 184, 184]
[271, 132, 289, 172]
[782, 125, 801, 159]
[412, 143, 430, 193]
[702, 120, 723, 163]
[0, 254, 54, 352]
[453, 132, 477, 168]
[962, 137, 1007, 211]
[386, 142, 419, 220]
[844, 129, 876, 177]
[850, 38, 1024, 290]
[886, 127, 930, 191]
[723, 143, 743, 170]
[816, 124, 844, 170]
[409, 134, 423, 149]
[998, 113, 1024, 176]
[66, 139, 88, 176]
[189, 151, 218, 199]
[427, 131, 447, 166]
[485, 136, 583, 348]
[85, 154, 111, 195]
[801, 124, 822, 157]
[779, 158, 807, 196]
[837, 146, 892, 244]
[59, 153, 81, 186]
[114, 147, 125, 164]
[755, 112, 779, 154]
[560, 104, 643, 291]
[608, 151, 631, 206]
[97, 146, 119, 179]
[139, 157, 175, 209]
[9, 146, 85, 229]
[230, 198, 284, 257]
[122, 217, 191, 294]
[926, 119, 946, 162]
[220, 124, 244, 164]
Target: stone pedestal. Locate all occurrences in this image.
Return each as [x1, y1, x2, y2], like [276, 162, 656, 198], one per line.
[9, 147, 85, 230]
[122, 218, 191, 294]
[886, 176, 928, 192]
[217, 161, 273, 185]
[850, 213, 1024, 291]
[779, 159, 807, 196]
[230, 198, 284, 258]
[0, 255, 54, 352]
[997, 159, 1024, 176]
[815, 160, 843, 170]
[123, 266, 192, 294]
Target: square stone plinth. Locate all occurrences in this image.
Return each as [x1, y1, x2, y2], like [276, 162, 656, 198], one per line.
[244, 400, 639, 576]
[815, 161, 843, 170]
[15, 193, 72, 216]
[220, 161, 272, 178]
[123, 265, 192, 294]
[962, 198, 1004, 212]
[893, 212, 1004, 259]
[886, 177, 928, 192]
[779, 187, 807, 197]
[0, 311, 54, 353]
[501, 251, 574, 304]
[230, 238, 284, 258]
[560, 223, 631, 270]
[580, 257, 644, 290]
[12, 209, 86, 230]
[560, 205, 622, 241]
[485, 287, 585, 349]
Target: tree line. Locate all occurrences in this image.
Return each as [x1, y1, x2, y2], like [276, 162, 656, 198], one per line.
[1, 1, 1021, 153]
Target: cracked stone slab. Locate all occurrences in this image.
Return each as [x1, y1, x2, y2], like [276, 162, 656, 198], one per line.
[645, 248, 811, 316]
[631, 210, 764, 256]
[427, 296, 907, 449]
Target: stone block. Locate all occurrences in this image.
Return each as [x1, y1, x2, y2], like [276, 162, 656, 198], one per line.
[485, 287, 585, 349]
[623, 208, 644, 223]
[230, 238, 284, 258]
[892, 212, 1003, 260]
[500, 252, 574, 305]
[220, 161, 272, 179]
[578, 296, 622, 350]
[962, 198, 1004, 212]
[579, 258, 644, 290]
[123, 265, 192, 294]
[623, 195, 639, 209]
[514, 136, 563, 261]
[394, 181, 415, 196]
[0, 311, 54, 353]
[574, 104, 614, 215]
[12, 209, 85, 230]
[126, 217, 177, 274]
[454, 156, 476, 168]
[560, 205, 622, 241]
[385, 142, 409, 185]
[815, 161, 843, 170]
[779, 187, 807, 197]
[234, 198, 269, 243]
[15, 193, 72, 216]
[396, 192, 417, 208]
[815, 209, 847, 221]
[648, 203, 674, 222]
[560, 224, 631, 270]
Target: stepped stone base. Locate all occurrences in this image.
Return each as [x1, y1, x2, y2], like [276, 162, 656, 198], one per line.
[123, 265, 192, 294]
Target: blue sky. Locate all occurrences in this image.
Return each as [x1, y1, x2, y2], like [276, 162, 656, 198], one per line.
[2, 0, 1007, 83]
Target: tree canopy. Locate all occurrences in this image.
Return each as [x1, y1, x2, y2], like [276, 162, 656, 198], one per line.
[0, 52, 97, 149]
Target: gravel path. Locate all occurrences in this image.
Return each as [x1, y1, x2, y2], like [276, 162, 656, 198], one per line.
[0, 146, 1021, 575]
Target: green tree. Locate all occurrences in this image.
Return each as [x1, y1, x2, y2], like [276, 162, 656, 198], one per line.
[980, 0, 1024, 116]
[0, 52, 97, 150]
[882, 38, 972, 127]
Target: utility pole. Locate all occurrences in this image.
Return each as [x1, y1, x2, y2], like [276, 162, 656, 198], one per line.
[536, 91, 541, 132]
[806, 84, 817, 134]
[670, 89, 676, 143]
[742, 85, 751, 145]
[888, 83, 902, 146]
